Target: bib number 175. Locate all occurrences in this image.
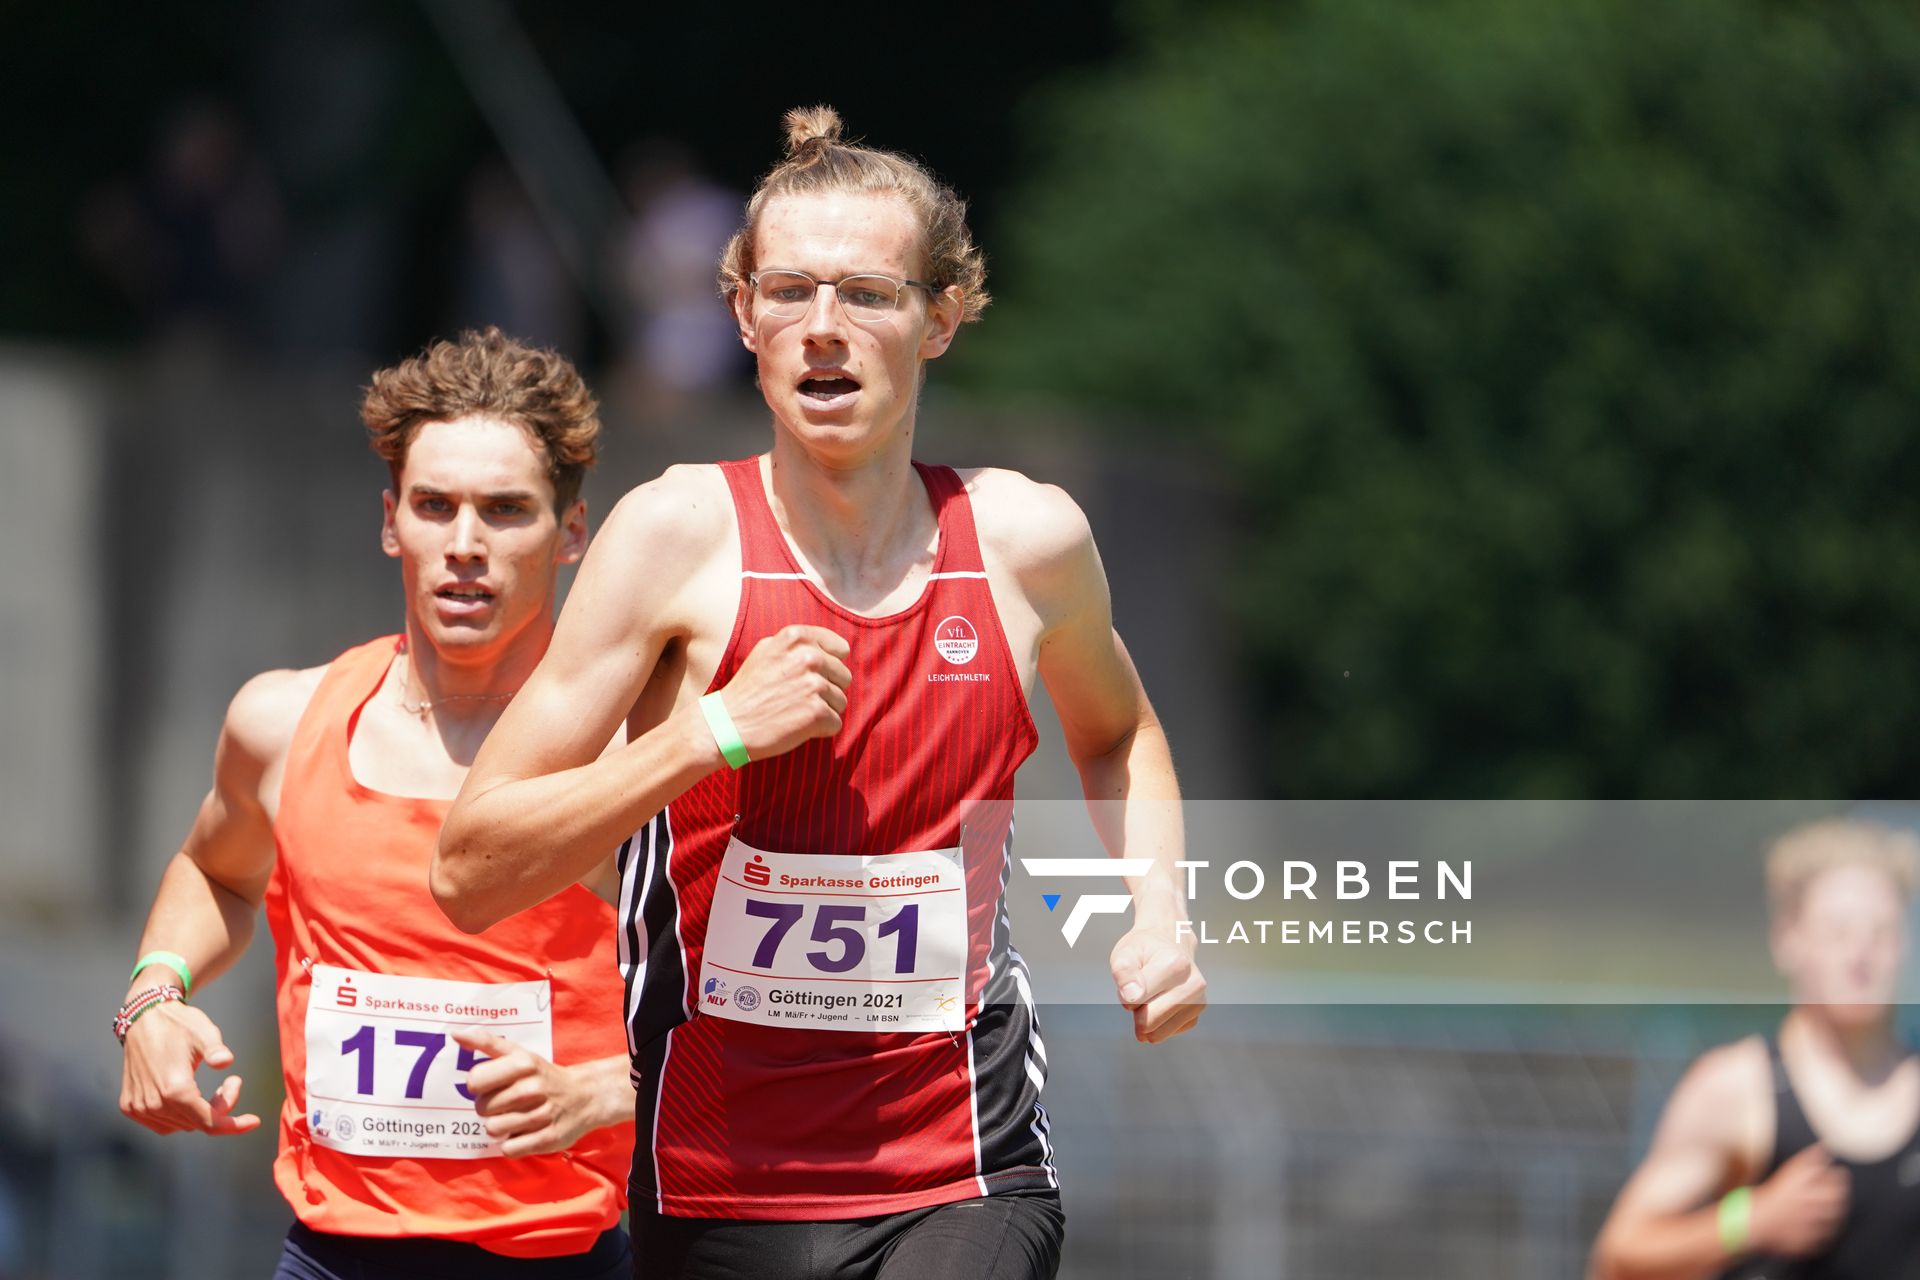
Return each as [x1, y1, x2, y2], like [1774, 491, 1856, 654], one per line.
[337, 1026, 489, 1101]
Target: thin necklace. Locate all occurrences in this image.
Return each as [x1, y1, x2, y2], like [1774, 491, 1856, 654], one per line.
[395, 653, 520, 717]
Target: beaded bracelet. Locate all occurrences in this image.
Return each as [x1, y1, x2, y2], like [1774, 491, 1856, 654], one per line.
[114, 985, 186, 1045]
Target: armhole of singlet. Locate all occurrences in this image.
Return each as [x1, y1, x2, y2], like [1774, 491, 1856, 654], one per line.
[1763, 1031, 1815, 1174]
[272, 640, 393, 908]
[334, 645, 415, 799]
[709, 460, 764, 695]
[1764, 1033, 1789, 1093]
[925, 464, 1042, 752]
[1879, 1039, 1920, 1165]
[1903, 1043, 1920, 1160]
[282, 641, 386, 801]
[915, 461, 965, 574]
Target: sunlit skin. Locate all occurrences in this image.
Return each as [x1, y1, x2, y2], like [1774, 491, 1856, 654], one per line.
[119, 405, 632, 1164]
[380, 415, 588, 701]
[1590, 861, 1914, 1279]
[732, 192, 962, 472]
[436, 187, 1206, 1050]
[1772, 864, 1908, 1030]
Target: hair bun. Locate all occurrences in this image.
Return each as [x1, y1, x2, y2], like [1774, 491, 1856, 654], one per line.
[783, 105, 844, 157]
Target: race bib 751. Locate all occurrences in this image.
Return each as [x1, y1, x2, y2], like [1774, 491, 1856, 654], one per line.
[698, 838, 969, 1033]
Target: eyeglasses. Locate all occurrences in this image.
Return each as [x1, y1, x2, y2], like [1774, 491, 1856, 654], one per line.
[748, 269, 938, 321]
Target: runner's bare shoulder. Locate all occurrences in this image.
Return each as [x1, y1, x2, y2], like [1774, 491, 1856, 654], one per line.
[1656, 1034, 1773, 1175]
[958, 466, 1094, 584]
[200, 665, 328, 845]
[606, 464, 733, 553]
[591, 464, 737, 615]
[221, 665, 328, 773]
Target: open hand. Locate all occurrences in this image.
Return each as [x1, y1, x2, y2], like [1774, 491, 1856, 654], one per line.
[120, 1002, 261, 1136]
[454, 1029, 629, 1157]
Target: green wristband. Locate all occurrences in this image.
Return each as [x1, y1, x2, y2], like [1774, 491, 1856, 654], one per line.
[131, 950, 193, 998]
[699, 692, 752, 769]
[1717, 1186, 1752, 1254]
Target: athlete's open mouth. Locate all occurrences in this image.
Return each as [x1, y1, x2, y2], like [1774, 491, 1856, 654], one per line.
[435, 585, 495, 603]
[799, 371, 861, 401]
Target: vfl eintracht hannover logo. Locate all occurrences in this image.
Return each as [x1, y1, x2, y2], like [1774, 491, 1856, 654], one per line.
[1019, 858, 1154, 946]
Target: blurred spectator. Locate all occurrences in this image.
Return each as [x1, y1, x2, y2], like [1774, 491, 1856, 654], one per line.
[613, 140, 745, 418]
[80, 98, 283, 344]
[450, 159, 585, 358]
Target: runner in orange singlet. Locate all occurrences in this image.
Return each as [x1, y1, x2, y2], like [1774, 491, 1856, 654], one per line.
[116, 329, 637, 1278]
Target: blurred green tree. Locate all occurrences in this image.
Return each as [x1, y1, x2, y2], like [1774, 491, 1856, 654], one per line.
[967, 0, 1920, 797]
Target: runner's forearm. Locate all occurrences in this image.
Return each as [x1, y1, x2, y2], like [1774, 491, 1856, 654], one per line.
[1593, 1208, 1742, 1280]
[436, 704, 722, 932]
[127, 853, 260, 1000]
[1074, 717, 1187, 929]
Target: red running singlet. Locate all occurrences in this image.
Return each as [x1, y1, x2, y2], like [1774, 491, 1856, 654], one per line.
[616, 459, 1055, 1219]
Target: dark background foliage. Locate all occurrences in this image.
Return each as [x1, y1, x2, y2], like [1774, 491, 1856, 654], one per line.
[968, 0, 1920, 797]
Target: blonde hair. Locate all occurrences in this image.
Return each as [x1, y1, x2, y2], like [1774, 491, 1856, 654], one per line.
[718, 105, 990, 322]
[361, 326, 600, 510]
[1765, 818, 1919, 919]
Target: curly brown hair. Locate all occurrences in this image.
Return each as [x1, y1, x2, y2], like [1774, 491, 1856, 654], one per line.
[719, 106, 989, 323]
[361, 327, 601, 509]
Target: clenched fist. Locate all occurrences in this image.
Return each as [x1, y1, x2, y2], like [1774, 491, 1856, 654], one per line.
[1111, 926, 1207, 1045]
[714, 625, 852, 761]
[1751, 1144, 1850, 1257]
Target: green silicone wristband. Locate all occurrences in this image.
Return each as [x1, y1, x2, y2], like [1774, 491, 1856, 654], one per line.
[1717, 1186, 1752, 1254]
[131, 950, 193, 998]
[699, 692, 752, 769]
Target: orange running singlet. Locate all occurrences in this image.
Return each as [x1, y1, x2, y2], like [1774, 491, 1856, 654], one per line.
[264, 636, 631, 1257]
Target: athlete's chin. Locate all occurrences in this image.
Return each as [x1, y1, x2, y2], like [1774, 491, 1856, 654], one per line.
[417, 611, 507, 653]
[776, 401, 904, 461]
[1816, 997, 1895, 1025]
[429, 598, 497, 627]
[786, 401, 866, 435]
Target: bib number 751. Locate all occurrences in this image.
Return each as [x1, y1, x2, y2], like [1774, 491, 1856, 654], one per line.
[743, 900, 919, 974]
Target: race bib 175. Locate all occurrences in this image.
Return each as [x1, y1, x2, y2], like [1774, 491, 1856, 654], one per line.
[304, 964, 552, 1160]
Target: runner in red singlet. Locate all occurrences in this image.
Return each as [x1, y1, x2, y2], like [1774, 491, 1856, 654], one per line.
[117, 329, 638, 1279]
[437, 108, 1207, 1280]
